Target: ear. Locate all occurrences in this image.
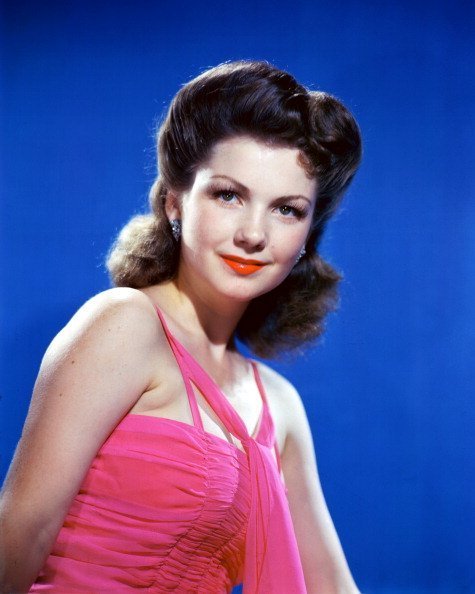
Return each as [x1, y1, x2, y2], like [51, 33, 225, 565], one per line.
[164, 190, 181, 223]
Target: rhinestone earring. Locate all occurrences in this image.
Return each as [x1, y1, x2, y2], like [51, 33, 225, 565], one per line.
[295, 246, 306, 264]
[170, 219, 181, 242]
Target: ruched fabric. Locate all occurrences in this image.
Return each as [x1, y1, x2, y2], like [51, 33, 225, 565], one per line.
[30, 305, 307, 593]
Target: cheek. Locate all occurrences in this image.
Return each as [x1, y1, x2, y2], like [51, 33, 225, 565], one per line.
[182, 202, 228, 247]
[189, 201, 234, 238]
[270, 227, 307, 259]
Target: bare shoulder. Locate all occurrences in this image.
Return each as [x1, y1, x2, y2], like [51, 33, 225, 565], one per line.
[253, 360, 302, 406]
[35, 286, 167, 432]
[253, 360, 309, 451]
[51, 287, 159, 347]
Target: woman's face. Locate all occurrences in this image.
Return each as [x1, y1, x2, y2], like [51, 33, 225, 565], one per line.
[169, 135, 317, 305]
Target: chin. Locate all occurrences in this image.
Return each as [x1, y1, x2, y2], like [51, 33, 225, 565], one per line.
[221, 280, 282, 303]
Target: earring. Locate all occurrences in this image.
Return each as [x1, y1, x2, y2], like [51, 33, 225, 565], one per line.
[170, 219, 181, 242]
[295, 246, 306, 264]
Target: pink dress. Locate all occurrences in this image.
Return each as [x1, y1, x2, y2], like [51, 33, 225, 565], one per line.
[30, 306, 307, 593]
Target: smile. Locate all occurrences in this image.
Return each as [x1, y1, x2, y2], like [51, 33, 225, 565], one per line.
[220, 255, 268, 276]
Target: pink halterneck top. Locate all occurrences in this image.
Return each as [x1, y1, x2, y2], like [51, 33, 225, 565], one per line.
[30, 305, 307, 593]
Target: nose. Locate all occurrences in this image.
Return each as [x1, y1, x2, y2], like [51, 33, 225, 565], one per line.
[233, 211, 267, 252]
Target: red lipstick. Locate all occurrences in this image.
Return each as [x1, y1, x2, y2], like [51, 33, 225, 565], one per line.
[220, 254, 268, 276]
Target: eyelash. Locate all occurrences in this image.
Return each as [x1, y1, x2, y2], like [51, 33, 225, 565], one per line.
[277, 204, 307, 220]
[213, 188, 239, 203]
[210, 186, 308, 220]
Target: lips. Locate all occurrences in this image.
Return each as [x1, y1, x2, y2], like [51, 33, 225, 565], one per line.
[220, 254, 268, 276]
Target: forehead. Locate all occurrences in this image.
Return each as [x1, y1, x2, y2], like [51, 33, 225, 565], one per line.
[195, 136, 317, 199]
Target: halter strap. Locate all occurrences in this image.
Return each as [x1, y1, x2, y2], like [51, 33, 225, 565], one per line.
[251, 361, 282, 474]
[154, 305, 204, 430]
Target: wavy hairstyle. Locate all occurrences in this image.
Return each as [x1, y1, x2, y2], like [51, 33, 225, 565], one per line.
[107, 61, 362, 358]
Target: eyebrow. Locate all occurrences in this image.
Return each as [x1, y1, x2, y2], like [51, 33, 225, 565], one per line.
[209, 175, 313, 205]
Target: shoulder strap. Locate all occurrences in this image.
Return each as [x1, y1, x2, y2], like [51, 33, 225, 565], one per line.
[251, 361, 283, 474]
[154, 305, 204, 430]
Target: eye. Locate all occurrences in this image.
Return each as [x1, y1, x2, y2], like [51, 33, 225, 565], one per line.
[277, 204, 307, 219]
[211, 187, 240, 205]
[218, 190, 238, 203]
[279, 205, 294, 216]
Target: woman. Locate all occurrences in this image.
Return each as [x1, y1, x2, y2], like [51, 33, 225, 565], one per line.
[0, 61, 362, 593]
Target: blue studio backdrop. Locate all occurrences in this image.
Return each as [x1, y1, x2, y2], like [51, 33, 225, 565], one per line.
[1, 1, 474, 593]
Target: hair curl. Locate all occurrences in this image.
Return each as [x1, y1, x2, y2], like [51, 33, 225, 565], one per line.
[107, 60, 362, 358]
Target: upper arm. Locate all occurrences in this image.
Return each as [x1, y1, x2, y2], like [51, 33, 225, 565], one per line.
[1, 287, 161, 533]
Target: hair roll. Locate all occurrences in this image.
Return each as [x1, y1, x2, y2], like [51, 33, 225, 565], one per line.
[107, 181, 178, 287]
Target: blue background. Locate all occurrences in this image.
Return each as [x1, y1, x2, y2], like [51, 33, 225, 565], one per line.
[1, 1, 474, 593]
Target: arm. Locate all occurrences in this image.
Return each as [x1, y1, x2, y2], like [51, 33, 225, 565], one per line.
[0, 288, 162, 593]
[258, 365, 360, 594]
[281, 384, 360, 594]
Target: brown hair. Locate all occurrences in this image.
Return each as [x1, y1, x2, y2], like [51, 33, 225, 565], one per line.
[107, 60, 362, 358]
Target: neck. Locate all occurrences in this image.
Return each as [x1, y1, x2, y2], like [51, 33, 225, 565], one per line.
[146, 279, 249, 360]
